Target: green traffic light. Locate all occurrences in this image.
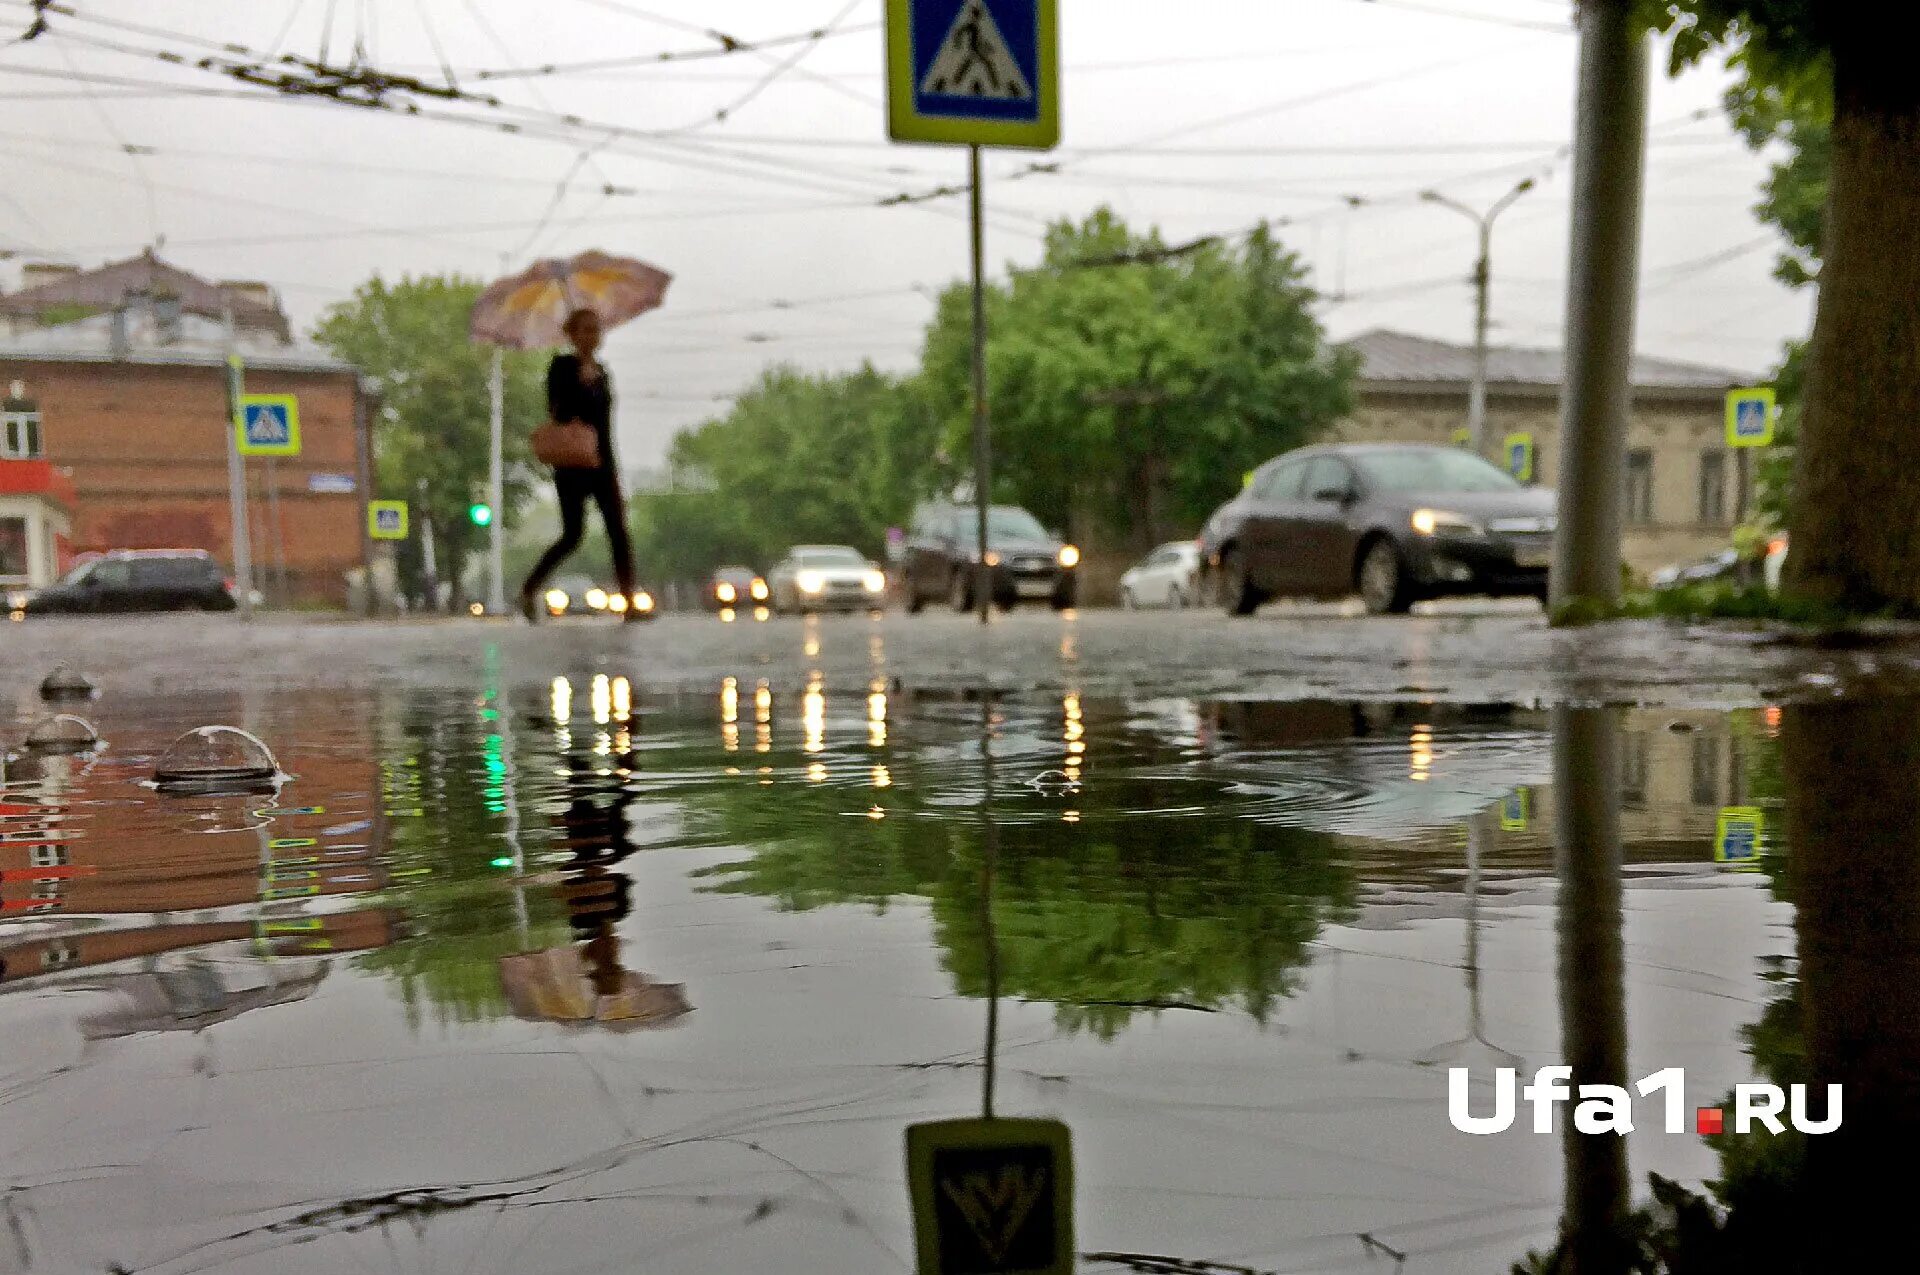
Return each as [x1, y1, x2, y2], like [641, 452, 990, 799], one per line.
[469, 503, 494, 527]
[490, 856, 514, 869]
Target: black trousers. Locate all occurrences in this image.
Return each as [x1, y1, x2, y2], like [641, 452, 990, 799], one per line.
[523, 467, 636, 601]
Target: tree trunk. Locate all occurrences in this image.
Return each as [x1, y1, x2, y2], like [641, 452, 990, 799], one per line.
[1784, 33, 1920, 608]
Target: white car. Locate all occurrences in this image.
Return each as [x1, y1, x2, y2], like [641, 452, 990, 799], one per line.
[1119, 541, 1202, 609]
[767, 544, 888, 614]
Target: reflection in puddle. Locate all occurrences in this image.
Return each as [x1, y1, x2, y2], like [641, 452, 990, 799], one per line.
[3, 670, 1899, 1271]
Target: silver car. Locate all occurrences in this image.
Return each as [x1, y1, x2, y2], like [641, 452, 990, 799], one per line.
[767, 545, 888, 614]
[1119, 541, 1202, 609]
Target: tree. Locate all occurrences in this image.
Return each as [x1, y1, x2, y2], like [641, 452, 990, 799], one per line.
[917, 209, 1357, 554]
[313, 275, 547, 604]
[1642, 5, 1920, 610]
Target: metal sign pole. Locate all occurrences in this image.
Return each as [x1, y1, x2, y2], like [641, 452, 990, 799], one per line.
[969, 143, 991, 626]
[223, 349, 255, 622]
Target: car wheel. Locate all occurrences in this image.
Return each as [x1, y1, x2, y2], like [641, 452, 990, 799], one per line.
[1217, 548, 1260, 617]
[906, 585, 926, 615]
[1121, 586, 1136, 610]
[1170, 585, 1187, 609]
[950, 569, 974, 613]
[1050, 578, 1076, 611]
[1359, 538, 1414, 615]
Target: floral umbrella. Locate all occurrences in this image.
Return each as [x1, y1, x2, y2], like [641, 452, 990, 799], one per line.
[498, 946, 691, 1032]
[470, 250, 672, 350]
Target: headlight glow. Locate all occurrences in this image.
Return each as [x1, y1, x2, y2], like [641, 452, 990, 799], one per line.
[797, 571, 825, 594]
[863, 570, 886, 593]
[983, 552, 1001, 567]
[750, 579, 769, 601]
[585, 588, 608, 610]
[716, 581, 736, 603]
[545, 589, 569, 612]
[635, 592, 654, 612]
[1411, 509, 1480, 537]
[609, 594, 629, 613]
[1058, 544, 1081, 568]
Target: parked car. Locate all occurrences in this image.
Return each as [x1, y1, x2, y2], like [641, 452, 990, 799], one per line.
[900, 502, 1080, 613]
[540, 574, 655, 620]
[766, 545, 887, 613]
[22, 549, 237, 615]
[707, 565, 767, 611]
[1119, 541, 1202, 609]
[1196, 443, 1557, 616]
[1650, 549, 1742, 591]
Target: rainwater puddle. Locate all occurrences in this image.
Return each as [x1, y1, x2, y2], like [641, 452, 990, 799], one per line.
[0, 669, 1849, 1273]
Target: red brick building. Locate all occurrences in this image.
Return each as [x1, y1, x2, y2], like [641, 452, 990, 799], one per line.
[0, 254, 372, 606]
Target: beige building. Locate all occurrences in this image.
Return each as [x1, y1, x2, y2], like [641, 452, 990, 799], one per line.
[1334, 330, 1752, 578]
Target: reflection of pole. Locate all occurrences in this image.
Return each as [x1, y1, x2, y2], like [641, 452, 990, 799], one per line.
[968, 143, 992, 627]
[222, 324, 254, 623]
[494, 647, 528, 946]
[1550, 0, 1649, 616]
[1550, 706, 1633, 1270]
[979, 696, 1000, 1120]
[419, 480, 440, 612]
[487, 347, 507, 615]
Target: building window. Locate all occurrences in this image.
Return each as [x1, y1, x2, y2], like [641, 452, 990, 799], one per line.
[30, 845, 68, 868]
[2, 407, 42, 459]
[1620, 731, 1649, 809]
[1691, 732, 1721, 807]
[0, 517, 29, 577]
[1698, 451, 1727, 524]
[1624, 449, 1654, 525]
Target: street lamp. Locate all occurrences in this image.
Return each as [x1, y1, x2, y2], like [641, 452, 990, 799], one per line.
[1419, 177, 1536, 459]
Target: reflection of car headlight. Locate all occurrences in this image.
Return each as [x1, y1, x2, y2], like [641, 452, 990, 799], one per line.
[716, 582, 736, 603]
[983, 552, 1001, 567]
[545, 589, 569, 613]
[5, 591, 28, 610]
[797, 571, 825, 594]
[1058, 545, 1081, 568]
[609, 594, 628, 613]
[586, 588, 608, 610]
[634, 591, 655, 612]
[863, 570, 886, 593]
[1411, 508, 1481, 537]
[750, 579, 768, 601]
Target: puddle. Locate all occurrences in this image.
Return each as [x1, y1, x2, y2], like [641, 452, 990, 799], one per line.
[0, 668, 1894, 1272]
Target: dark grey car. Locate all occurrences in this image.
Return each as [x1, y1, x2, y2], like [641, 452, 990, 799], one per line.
[900, 503, 1080, 613]
[23, 550, 236, 616]
[1196, 444, 1557, 615]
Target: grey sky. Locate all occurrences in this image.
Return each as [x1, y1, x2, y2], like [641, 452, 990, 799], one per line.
[0, 0, 1810, 468]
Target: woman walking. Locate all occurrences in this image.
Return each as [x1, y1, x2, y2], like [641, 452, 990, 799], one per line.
[520, 308, 640, 622]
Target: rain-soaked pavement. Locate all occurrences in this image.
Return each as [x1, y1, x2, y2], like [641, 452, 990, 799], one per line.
[1, 611, 1915, 1272]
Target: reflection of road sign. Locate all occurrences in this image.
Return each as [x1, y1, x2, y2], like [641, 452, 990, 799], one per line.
[1501, 787, 1531, 831]
[1504, 432, 1535, 483]
[236, 393, 300, 457]
[888, 0, 1059, 149]
[1725, 387, 1776, 448]
[368, 501, 409, 541]
[1715, 806, 1766, 867]
[907, 1117, 1072, 1275]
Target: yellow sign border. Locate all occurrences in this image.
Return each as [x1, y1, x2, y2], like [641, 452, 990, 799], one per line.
[367, 500, 410, 541]
[1725, 386, 1777, 448]
[886, 0, 1060, 150]
[236, 392, 301, 458]
[1503, 432, 1535, 483]
[1714, 805, 1766, 866]
[906, 1116, 1073, 1275]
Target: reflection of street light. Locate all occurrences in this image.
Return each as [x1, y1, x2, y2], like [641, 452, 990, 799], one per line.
[1419, 178, 1537, 458]
[1416, 811, 1523, 1072]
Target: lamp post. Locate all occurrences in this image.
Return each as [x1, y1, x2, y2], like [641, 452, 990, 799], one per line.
[1420, 178, 1536, 460]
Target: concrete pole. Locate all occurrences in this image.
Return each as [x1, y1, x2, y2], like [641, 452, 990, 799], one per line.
[968, 144, 992, 626]
[487, 346, 507, 615]
[1549, 0, 1650, 617]
[1469, 226, 1491, 458]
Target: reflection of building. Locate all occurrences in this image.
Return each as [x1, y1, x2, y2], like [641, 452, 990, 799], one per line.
[0, 910, 402, 987]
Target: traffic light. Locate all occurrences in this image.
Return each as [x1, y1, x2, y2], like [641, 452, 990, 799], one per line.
[468, 502, 494, 528]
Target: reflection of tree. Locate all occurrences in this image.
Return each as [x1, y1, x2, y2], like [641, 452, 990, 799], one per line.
[694, 766, 1356, 1039]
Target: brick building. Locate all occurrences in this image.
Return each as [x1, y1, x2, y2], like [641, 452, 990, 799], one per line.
[1334, 330, 1751, 578]
[0, 254, 372, 606]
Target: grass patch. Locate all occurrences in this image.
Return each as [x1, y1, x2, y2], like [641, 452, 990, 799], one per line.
[1553, 583, 1895, 632]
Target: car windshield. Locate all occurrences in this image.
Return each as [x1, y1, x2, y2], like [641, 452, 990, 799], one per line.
[793, 547, 865, 566]
[1355, 449, 1521, 493]
[955, 508, 1049, 541]
[57, 560, 97, 587]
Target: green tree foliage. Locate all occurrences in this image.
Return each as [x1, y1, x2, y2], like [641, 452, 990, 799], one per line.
[313, 275, 547, 601]
[637, 363, 937, 578]
[917, 210, 1356, 551]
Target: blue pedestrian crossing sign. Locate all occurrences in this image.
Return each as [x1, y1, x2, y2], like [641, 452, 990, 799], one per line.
[887, 0, 1059, 149]
[1504, 432, 1535, 483]
[1714, 806, 1765, 869]
[367, 500, 409, 541]
[1725, 386, 1776, 448]
[237, 393, 301, 457]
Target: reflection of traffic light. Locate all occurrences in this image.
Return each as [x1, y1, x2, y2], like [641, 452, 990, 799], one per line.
[468, 502, 494, 528]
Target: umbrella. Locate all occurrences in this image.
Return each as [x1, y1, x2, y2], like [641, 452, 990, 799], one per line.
[498, 946, 691, 1032]
[470, 250, 673, 351]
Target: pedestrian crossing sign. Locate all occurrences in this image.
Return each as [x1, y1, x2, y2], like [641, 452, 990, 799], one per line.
[237, 393, 301, 457]
[1714, 806, 1765, 869]
[1504, 432, 1535, 483]
[1725, 387, 1776, 448]
[888, 0, 1059, 149]
[368, 500, 409, 541]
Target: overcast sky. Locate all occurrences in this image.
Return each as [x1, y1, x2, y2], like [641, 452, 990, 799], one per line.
[0, 0, 1812, 467]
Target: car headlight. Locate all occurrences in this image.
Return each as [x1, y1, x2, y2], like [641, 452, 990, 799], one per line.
[716, 582, 736, 603]
[634, 591, 654, 612]
[545, 588, 569, 613]
[609, 594, 629, 613]
[1058, 545, 1081, 568]
[863, 570, 886, 593]
[983, 552, 1001, 567]
[1411, 509, 1481, 537]
[750, 579, 768, 601]
[797, 571, 825, 594]
[5, 591, 27, 610]
[585, 588, 608, 610]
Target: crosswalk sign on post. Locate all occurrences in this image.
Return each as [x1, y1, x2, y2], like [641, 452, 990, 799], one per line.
[1725, 387, 1776, 448]
[368, 501, 409, 541]
[1714, 806, 1766, 869]
[888, 0, 1059, 148]
[1504, 432, 1535, 483]
[236, 393, 301, 457]
[906, 1117, 1073, 1275]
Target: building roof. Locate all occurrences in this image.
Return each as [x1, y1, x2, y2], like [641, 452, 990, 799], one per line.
[0, 250, 289, 340]
[0, 309, 356, 376]
[1340, 328, 1749, 396]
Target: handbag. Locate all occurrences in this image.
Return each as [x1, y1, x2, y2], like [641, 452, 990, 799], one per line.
[531, 419, 601, 470]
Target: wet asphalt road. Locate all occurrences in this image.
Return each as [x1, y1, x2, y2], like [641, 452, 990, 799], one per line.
[3, 603, 1915, 708]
